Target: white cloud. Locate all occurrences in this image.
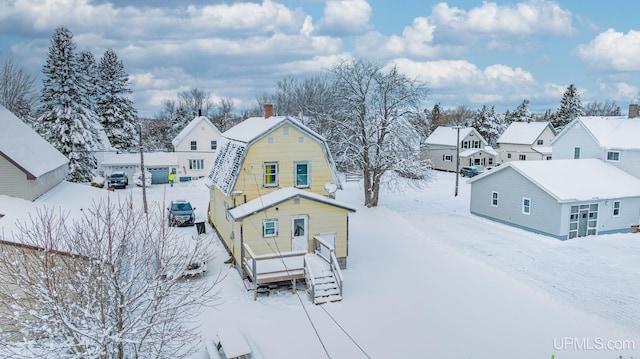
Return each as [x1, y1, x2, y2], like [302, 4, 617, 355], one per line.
[315, 0, 372, 36]
[430, 0, 575, 43]
[574, 29, 640, 71]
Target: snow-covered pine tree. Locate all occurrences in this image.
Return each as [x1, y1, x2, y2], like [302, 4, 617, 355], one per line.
[553, 83, 583, 130]
[98, 48, 138, 151]
[37, 27, 100, 182]
[471, 105, 490, 140]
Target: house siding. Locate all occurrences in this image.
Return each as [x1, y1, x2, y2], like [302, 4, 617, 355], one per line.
[234, 125, 336, 203]
[174, 119, 221, 180]
[470, 167, 563, 237]
[552, 122, 602, 160]
[238, 197, 349, 258]
[0, 156, 66, 201]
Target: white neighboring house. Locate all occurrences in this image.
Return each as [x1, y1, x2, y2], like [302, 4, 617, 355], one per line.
[469, 159, 640, 240]
[496, 121, 556, 164]
[0, 105, 69, 201]
[551, 110, 640, 179]
[423, 126, 495, 172]
[172, 116, 222, 182]
[100, 152, 178, 185]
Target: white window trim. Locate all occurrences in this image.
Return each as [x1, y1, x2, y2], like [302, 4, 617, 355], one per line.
[491, 191, 499, 207]
[294, 161, 310, 188]
[606, 151, 620, 162]
[263, 162, 279, 187]
[188, 159, 205, 170]
[522, 197, 531, 215]
[612, 200, 621, 217]
[263, 219, 278, 237]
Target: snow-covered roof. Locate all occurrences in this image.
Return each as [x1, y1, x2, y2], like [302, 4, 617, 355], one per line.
[101, 152, 178, 167]
[532, 146, 553, 155]
[206, 115, 341, 195]
[459, 146, 497, 158]
[0, 105, 68, 179]
[171, 116, 221, 147]
[425, 126, 487, 146]
[470, 158, 640, 202]
[228, 187, 356, 221]
[557, 116, 640, 149]
[497, 121, 554, 145]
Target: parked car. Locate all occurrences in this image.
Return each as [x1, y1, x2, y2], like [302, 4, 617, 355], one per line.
[460, 166, 484, 178]
[167, 200, 196, 227]
[107, 171, 128, 189]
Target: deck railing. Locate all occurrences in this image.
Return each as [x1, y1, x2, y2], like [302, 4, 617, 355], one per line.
[313, 235, 343, 297]
[242, 243, 306, 300]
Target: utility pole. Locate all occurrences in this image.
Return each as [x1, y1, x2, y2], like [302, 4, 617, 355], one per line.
[138, 122, 148, 214]
[453, 126, 462, 197]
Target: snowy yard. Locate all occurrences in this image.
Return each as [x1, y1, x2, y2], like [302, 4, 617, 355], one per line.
[1, 170, 639, 358]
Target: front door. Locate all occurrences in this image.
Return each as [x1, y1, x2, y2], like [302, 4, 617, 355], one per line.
[578, 209, 589, 237]
[291, 215, 308, 252]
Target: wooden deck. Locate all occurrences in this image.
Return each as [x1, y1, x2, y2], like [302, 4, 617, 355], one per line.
[242, 244, 307, 300]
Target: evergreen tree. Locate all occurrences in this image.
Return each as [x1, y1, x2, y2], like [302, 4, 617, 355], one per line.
[553, 83, 583, 130]
[78, 50, 100, 117]
[471, 105, 490, 140]
[98, 48, 138, 150]
[37, 27, 100, 182]
[475, 105, 506, 146]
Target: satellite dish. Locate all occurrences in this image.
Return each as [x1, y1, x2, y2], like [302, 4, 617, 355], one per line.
[324, 183, 338, 195]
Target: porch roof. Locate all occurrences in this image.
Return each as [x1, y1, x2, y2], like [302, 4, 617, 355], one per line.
[228, 187, 356, 221]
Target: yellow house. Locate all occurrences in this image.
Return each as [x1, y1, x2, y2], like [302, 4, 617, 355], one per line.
[206, 105, 355, 302]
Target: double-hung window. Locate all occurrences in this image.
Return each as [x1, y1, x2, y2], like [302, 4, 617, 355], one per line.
[522, 197, 531, 215]
[263, 219, 278, 237]
[295, 161, 310, 188]
[210, 140, 217, 150]
[190, 141, 197, 151]
[491, 192, 499, 207]
[612, 201, 621, 217]
[263, 162, 279, 187]
[573, 147, 580, 159]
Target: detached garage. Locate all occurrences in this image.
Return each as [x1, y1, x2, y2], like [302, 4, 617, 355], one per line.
[468, 159, 640, 240]
[0, 105, 68, 201]
[100, 152, 177, 184]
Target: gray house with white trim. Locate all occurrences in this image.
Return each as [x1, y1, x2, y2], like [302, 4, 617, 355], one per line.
[0, 105, 68, 201]
[469, 159, 640, 240]
[423, 126, 496, 172]
[551, 115, 640, 179]
[496, 121, 555, 164]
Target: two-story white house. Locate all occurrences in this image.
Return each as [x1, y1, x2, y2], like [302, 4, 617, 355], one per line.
[423, 126, 496, 172]
[551, 115, 640, 179]
[172, 115, 222, 182]
[496, 121, 556, 164]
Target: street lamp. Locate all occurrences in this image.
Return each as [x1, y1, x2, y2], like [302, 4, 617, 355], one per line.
[453, 125, 463, 197]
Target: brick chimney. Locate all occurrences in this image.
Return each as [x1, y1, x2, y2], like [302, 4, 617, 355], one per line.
[264, 103, 273, 119]
[629, 101, 639, 118]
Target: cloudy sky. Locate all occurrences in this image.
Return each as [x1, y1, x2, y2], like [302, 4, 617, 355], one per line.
[1, 0, 639, 117]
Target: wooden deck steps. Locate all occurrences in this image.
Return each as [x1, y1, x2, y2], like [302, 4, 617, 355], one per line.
[304, 254, 343, 304]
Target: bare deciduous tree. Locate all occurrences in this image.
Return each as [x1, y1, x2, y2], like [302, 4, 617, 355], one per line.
[0, 57, 38, 124]
[330, 60, 430, 207]
[0, 197, 222, 359]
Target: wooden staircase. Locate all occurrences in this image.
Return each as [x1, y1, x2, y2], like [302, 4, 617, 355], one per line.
[304, 236, 344, 304]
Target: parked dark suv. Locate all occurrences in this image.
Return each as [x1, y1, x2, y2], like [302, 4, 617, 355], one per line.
[167, 200, 196, 227]
[107, 171, 129, 189]
[460, 166, 483, 178]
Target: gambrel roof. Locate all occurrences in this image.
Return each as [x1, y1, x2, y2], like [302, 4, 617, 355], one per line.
[206, 115, 341, 195]
[497, 121, 555, 145]
[425, 126, 488, 147]
[0, 105, 68, 179]
[469, 158, 640, 202]
[228, 187, 356, 221]
[553, 116, 640, 149]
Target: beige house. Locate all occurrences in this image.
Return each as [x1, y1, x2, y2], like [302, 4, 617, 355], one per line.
[172, 116, 222, 182]
[206, 105, 355, 302]
[423, 126, 495, 171]
[496, 121, 556, 164]
[0, 105, 68, 201]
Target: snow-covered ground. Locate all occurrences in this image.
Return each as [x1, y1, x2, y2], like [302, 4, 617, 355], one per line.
[1, 171, 639, 359]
